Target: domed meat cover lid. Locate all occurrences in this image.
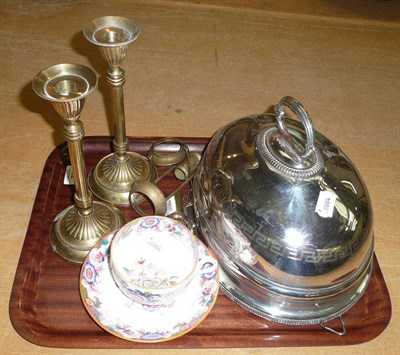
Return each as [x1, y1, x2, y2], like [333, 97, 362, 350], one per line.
[192, 96, 374, 327]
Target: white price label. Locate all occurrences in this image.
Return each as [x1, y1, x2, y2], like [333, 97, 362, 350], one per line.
[63, 165, 74, 185]
[166, 196, 177, 216]
[315, 190, 337, 218]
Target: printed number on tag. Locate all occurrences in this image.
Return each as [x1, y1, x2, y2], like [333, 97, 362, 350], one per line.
[315, 190, 337, 218]
[166, 196, 177, 216]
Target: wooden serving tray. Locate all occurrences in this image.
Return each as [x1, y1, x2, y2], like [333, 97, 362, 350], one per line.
[9, 136, 392, 349]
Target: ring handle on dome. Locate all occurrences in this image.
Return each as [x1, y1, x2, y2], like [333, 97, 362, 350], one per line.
[274, 96, 316, 163]
[257, 96, 324, 178]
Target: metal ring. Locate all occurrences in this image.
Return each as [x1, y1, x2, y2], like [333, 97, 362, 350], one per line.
[174, 152, 202, 180]
[129, 179, 167, 216]
[148, 137, 187, 166]
[274, 96, 316, 161]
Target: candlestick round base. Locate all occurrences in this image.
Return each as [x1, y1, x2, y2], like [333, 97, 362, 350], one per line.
[89, 152, 156, 206]
[50, 201, 125, 264]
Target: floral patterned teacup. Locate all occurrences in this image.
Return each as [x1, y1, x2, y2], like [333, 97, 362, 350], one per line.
[110, 216, 217, 306]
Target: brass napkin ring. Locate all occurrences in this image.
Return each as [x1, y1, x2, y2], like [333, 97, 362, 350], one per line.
[174, 152, 202, 180]
[129, 179, 167, 216]
[148, 137, 187, 166]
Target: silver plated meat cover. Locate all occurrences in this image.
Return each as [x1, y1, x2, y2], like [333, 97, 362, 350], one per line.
[192, 96, 373, 331]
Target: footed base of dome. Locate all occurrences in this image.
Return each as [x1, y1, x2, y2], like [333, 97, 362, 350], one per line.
[218, 251, 373, 326]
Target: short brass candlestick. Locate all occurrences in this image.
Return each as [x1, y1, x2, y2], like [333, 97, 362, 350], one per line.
[83, 16, 153, 205]
[33, 63, 125, 264]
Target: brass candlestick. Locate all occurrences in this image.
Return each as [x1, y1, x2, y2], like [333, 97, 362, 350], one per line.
[33, 63, 125, 264]
[83, 16, 153, 205]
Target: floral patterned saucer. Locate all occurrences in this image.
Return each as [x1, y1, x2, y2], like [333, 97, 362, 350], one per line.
[79, 230, 219, 343]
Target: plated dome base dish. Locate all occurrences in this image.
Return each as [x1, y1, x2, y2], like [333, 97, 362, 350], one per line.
[218, 251, 373, 327]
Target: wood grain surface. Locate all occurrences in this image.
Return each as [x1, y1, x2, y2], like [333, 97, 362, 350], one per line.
[1, 1, 399, 354]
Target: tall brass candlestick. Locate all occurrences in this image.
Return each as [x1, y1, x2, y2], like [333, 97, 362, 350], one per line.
[83, 16, 153, 205]
[33, 63, 125, 264]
